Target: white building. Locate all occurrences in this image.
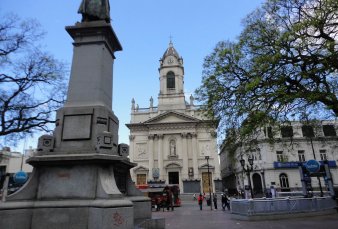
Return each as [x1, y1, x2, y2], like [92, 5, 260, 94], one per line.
[0, 147, 33, 175]
[220, 120, 338, 197]
[0, 147, 33, 192]
[127, 42, 221, 194]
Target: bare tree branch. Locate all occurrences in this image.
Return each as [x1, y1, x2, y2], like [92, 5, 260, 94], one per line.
[0, 14, 67, 146]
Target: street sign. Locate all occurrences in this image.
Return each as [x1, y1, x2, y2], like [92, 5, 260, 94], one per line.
[305, 160, 321, 173]
[13, 171, 28, 184]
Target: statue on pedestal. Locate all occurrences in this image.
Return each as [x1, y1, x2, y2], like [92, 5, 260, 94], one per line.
[150, 96, 153, 108]
[78, 0, 111, 23]
[170, 140, 176, 156]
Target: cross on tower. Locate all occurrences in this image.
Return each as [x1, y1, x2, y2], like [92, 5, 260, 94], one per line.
[169, 35, 173, 46]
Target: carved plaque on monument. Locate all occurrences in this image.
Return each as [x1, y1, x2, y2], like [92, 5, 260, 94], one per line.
[62, 114, 92, 140]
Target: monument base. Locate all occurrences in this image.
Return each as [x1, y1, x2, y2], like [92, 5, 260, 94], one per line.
[0, 200, 134, 229]
[0, 154, 151, 229]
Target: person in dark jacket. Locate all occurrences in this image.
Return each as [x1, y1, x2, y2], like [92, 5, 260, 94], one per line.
[212, 193, 217, 209]
[164, 186, 174, 211]
[221, 194, 229, 211]
[213, 193, 218, 209]
[221, 194, 225, 210]
[221, 193, 226, 211]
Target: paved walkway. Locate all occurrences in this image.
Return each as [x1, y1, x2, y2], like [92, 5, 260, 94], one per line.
[152, 200, 338, 229]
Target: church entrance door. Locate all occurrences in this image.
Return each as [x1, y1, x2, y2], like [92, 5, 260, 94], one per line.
[202, 172, 213, 193]
[168, 172, 179, 185]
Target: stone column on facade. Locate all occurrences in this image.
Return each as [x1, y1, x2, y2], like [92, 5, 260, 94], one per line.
[211, 133, 221, 180]
[129, 135, 135, 181]
[157, 134, 164, 180]
[181, 132, 188, 180]
[148, 134, 154, 181]
[191, 133, 198, 179]
[129, 135, 135, 161]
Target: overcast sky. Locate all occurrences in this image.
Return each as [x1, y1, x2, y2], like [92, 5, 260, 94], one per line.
[1, 0, 264, 152]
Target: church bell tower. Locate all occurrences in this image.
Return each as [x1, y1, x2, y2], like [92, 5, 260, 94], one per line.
[158, 41, 186, 111]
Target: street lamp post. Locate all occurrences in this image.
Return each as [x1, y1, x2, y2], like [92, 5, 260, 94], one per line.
[303, 118, 324, 197]
[205, 156, 212, 210]
[240, 156, 254, 199]
[309, 137, 324, 197]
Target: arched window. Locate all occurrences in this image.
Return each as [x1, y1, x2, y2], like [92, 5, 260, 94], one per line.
[279, 173, 289, 189]
[166, 71, 175, 89]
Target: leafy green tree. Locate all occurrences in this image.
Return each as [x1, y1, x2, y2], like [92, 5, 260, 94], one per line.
[196, 0, 338, 139]
[0, 14, 67, 145]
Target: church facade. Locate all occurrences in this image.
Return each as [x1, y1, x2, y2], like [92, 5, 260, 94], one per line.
[126, 42, 221, 193]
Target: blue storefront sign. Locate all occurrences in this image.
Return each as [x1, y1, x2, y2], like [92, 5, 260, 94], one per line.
[274, 161, 299, 168]
[13, 171, 28, 184]
[305, 159, 321, 173]
[273, 160, 336, 169]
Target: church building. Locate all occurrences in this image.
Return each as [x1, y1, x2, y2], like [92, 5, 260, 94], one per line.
[126, 42, 221, 194]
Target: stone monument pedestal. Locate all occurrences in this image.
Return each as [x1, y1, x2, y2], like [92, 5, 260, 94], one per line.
[0, 154, 151, 229]
[0, 19, 151, 229]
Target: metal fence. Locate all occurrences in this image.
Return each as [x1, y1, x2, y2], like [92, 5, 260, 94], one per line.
[231, 197, 336, 216]
[276, 191, 330, 198]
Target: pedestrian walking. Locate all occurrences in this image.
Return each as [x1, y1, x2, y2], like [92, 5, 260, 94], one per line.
[213, 193, 218, 209]
[221, 194, 226, 211]
[198, 193, 204, 210]
[169, 190, 174, 211]
[165, 187, 174, 211]
[225, 194, 230, 210]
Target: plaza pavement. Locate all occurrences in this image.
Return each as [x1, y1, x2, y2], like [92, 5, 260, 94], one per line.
[152, 200, 338, 229]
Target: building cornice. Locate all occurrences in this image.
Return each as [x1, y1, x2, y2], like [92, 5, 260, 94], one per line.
[126, 120, 214, 132]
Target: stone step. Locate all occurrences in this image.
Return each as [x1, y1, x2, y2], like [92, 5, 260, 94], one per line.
[135, 217, 165, 229]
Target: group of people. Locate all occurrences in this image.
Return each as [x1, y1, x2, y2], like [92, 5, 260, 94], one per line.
[196, 193, 230, 211]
